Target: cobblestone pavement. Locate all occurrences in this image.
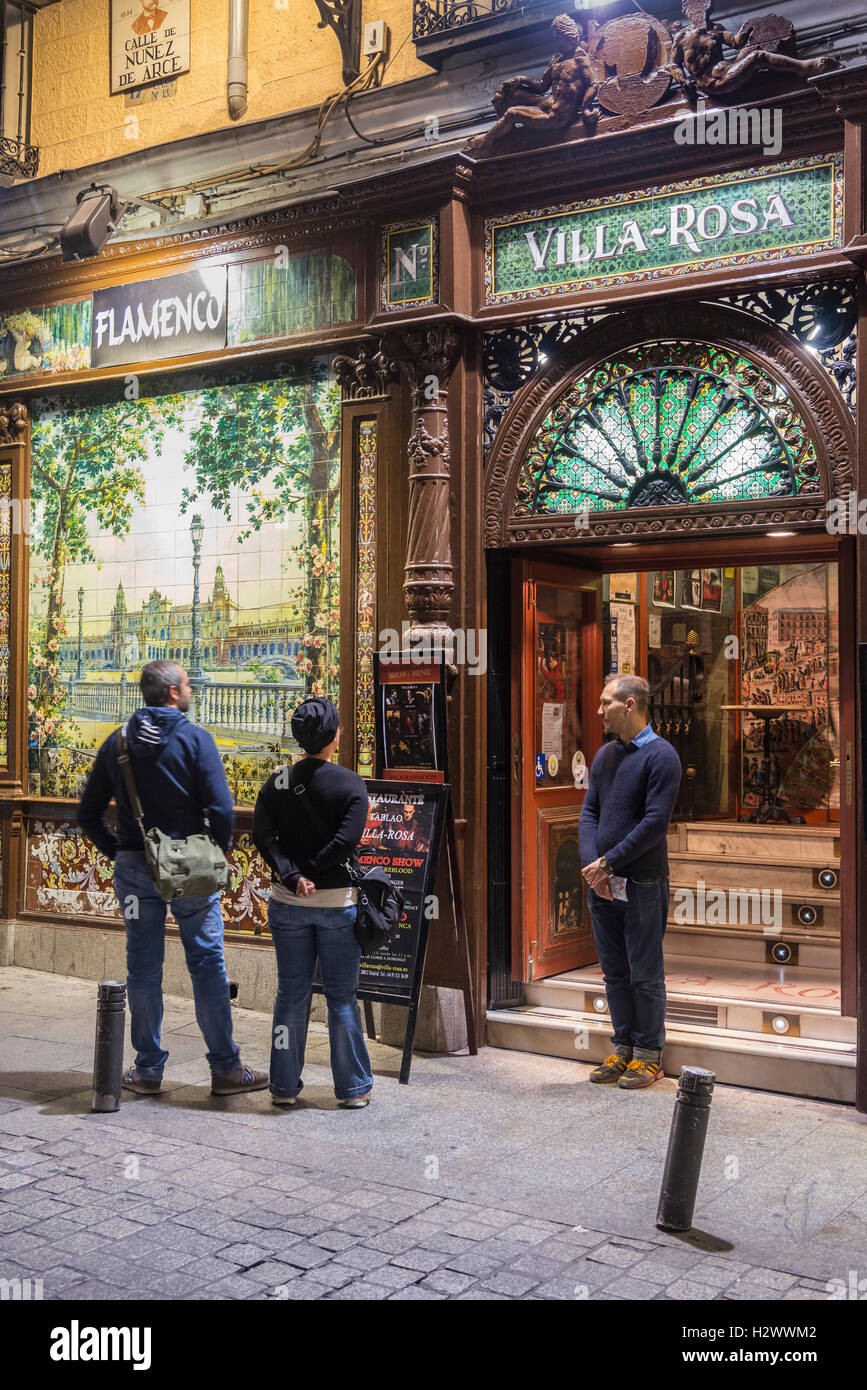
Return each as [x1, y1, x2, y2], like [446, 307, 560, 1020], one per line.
[1, 967, 865, 1302]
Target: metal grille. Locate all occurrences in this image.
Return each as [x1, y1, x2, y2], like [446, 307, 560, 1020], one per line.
[413, 0, 548, 41]
[666, 1001, 720, 1027]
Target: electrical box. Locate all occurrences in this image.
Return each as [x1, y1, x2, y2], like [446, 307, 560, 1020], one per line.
[363, 20, 387, 57]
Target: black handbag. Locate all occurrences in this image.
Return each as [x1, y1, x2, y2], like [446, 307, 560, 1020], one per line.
[286, 765, 405, 954]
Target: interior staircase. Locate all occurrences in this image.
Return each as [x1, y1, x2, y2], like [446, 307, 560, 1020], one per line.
[487, 822, 854, 1102]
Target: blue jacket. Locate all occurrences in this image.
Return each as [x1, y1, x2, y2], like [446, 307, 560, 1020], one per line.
[77, 705, 234, 859]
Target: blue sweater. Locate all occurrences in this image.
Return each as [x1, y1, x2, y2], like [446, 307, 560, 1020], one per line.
[579, 732, 682, 879]
[77, 705, 234, 858]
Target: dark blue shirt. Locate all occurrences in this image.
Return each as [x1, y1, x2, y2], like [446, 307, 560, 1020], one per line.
[579, 728, 682, 879]
[77, 705, 234, 858]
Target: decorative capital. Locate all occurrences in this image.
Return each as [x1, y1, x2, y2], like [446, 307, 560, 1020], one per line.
[382, 324, 462, 404]
[332, 346, 399, 401]
[0, 400, 28, 445]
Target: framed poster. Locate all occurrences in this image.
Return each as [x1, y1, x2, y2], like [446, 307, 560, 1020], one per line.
[701, 568, 723, 612]
[652, 570, 676, 608]
[374, 652, 448, 781]
[111, 0, 191, 95]
[680, 568, 703, 611]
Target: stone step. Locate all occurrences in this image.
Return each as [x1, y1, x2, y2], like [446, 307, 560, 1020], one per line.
[524, 957, 854, 1045]
[669, 822, 839, 868]
[486, 1008, 855, 1104]
[662, 927, 838, 972]
[667, 853, 839, 900]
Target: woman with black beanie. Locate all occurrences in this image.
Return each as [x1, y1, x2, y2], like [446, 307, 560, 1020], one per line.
[252, 697, 373, 1108]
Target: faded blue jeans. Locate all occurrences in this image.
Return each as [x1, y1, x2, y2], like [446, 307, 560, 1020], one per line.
[268, 900, 373, 1102]
[113, 850, 241, 1079]
[587, 877, 670, 1056]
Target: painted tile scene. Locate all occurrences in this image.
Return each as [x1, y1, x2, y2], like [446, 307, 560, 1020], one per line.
[27, 364, 341, 804]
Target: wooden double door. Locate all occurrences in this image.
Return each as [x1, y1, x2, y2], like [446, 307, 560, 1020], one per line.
[511, 559, 604, 983]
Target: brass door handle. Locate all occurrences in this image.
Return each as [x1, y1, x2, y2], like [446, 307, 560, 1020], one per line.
[512, 734, 520, 796]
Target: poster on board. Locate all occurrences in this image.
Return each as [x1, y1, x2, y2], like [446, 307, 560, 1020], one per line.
[374, 653, 448, 781]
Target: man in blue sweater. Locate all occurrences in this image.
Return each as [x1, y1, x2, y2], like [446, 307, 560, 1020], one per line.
[78, 661, 266, 1098]
[579, 675, 682, 1089]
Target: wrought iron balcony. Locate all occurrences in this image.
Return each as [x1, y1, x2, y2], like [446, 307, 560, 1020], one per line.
[0, 133, 38, 183]
[412, 0, 565, 68]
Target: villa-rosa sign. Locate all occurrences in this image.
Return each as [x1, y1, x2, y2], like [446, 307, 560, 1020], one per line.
[91, 267, 227, 368]
[486, 154, 842, 303]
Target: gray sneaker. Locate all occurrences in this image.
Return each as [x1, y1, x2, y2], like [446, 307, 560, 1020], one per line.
[339, 1094, 371, 1109]
[211, 1064, 268, 1096]
[121, 1066, 162, 1095]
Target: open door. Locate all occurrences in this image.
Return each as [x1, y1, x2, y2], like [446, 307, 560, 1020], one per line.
[511, 558, 603, 983]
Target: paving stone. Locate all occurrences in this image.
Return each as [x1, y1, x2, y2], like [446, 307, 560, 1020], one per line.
[33, 1175, 85, 1194]
[238, 1260, 304, 1287]
[585, 1243, 645, 1269]
[363, 1264, 424, 1291]
[499, 1223, 558, 1245]
[417, 1269, 477, 1295]
[480, 1270, 542, 1296]
[215, 1242, 276, 1268]
[454, 1289, 510, 1300]
[604, 1275, 665, 1300]
[664, 1278, 723, 1300]
[390, 1248, 447, 1274]
[506, 1252, 572, 1280]
[194, 1274, 258, 1300]
[0, 1174, 37, 1190]
[441, 1251, 502, 1277]
[176, 1255, 249, 1284]
[309, 1230, 361, 1253]
[782, 1287, 831, 1300]
[730, 1268, 799, 1291]
[388, 1285, 447, 1300]
[627, 1257, 702, 1285]
[326, 1281, 390, 1300]
[91, 1217, 148, 1240]
[333, 1245, 392, 1272]
[363, 1229, 423, 1256]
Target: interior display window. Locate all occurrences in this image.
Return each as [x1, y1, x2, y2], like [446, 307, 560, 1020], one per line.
[627, 563, 839, 822]
[27, 363, 341, 805]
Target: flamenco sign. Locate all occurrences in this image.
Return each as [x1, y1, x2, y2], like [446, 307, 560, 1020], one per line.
[486, 154, 841, 303]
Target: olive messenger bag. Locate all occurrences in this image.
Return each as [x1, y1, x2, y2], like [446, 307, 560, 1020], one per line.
[116, 726, 230, 902]
[285, 764, 404, 955]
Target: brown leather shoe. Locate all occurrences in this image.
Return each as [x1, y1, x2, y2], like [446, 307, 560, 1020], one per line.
[210, 1064, 268, 1096]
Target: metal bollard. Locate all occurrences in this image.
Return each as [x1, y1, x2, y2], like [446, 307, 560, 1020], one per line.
[656, 1065, 715, 1232]
[91, 981, 127, 1113]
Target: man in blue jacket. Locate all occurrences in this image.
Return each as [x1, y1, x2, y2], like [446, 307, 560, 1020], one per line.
[579, 675, 682, 1090]
[78, 661, 266, 1098]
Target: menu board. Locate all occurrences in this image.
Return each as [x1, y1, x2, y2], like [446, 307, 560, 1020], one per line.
[355, 781, 448, 1003]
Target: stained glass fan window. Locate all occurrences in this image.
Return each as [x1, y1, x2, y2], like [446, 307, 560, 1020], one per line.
[515, 342, 820, 518]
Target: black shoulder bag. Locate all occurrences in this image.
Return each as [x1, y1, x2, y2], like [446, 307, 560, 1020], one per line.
[287, 764, 405, 955]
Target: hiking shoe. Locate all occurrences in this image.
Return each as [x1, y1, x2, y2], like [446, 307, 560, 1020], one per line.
[618, 1058, 664, 1089]
[121, 1066, 162, 1095]
[589, 1053, 631, 1084]
[210, 1064, 268, 1096]
[339, 1094, 371, 1109]
[271, 1093, 297, 1107]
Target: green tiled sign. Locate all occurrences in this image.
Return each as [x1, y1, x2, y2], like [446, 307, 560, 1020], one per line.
[486, 155, 842, 304]
[382, 220, 437, 311]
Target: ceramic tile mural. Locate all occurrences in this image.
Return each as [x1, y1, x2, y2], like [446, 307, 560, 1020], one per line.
[25, 818, 272, 934]
[27, 364, 341, 803]
[0, 301, 92, 378]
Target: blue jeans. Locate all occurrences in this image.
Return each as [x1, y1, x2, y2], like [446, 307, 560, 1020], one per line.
[113, 850, 241, 1079]
[587, 877, 670, 1055]
[268, 900, 373, 1102]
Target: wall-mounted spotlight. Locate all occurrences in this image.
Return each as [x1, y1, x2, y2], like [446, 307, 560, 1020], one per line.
[60, 184, 125, 263]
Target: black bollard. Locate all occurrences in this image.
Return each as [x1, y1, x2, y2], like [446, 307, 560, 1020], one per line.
[656, 1065, 715, 1232]
[91, 981, 127, 1114]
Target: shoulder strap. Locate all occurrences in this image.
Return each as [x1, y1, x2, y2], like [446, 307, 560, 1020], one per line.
[115, 726, 148, 840]
[287, 763, 359, 881]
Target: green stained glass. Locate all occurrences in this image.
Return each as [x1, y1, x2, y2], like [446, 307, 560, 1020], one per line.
[516, 342, 820, 518]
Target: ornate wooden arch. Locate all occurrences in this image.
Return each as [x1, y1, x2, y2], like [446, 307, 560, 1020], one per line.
[484, 302, 855, 548]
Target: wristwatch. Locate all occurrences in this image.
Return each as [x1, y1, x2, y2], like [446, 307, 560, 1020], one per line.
[598, 856, 611, 873]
